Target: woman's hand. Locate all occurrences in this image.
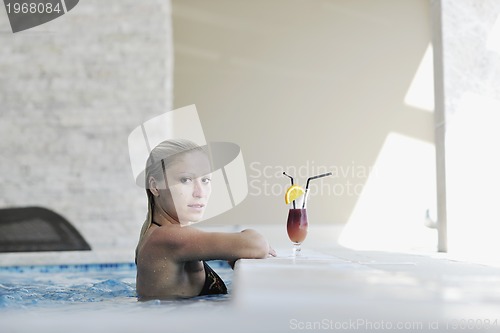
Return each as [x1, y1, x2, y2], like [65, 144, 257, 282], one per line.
[268, 245, 277, 257]
[227, 242, 276, 269]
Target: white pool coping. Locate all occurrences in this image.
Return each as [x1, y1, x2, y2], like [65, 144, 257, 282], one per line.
[2, 224, 500, 331]
[232, 242, 500, 327]
[0, 224, 343, 267]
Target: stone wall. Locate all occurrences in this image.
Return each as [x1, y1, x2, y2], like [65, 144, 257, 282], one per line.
[0, 0, 173, 252]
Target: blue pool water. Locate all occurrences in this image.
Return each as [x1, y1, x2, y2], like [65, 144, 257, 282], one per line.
[0, 261, 232, 310]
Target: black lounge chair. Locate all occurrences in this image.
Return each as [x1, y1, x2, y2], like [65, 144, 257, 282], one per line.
[0, 206, 91, 252]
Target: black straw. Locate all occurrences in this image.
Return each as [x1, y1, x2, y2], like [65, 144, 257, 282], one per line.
[283, 171, 294, 185]
[302, 172, 332, 208]
[305, 172, 332, 191]
[283, 171, 296, 209]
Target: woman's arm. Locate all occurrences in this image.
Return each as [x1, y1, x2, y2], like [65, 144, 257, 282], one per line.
[149, 226, 275, 262]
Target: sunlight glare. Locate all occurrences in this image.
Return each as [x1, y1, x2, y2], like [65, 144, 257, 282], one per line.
[446, 93, 500, 259]
[339, 132, 437, 252]
[404, 43, 434, 112]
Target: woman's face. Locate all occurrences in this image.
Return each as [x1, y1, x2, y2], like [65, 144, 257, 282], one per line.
[158, 150, 212, 225]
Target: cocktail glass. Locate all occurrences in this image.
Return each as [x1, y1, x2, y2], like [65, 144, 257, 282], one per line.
[286, 193, 308, 256]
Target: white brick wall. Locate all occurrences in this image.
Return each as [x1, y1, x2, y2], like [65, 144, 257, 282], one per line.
[0, 0, 173, 254]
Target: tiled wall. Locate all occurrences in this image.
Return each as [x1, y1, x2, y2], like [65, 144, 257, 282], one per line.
[0, 0, 173, 253]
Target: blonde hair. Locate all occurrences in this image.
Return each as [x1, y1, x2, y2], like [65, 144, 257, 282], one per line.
[135, 139, 205, 261]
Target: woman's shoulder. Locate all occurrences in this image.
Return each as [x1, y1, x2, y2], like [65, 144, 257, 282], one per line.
[146, 224, 201, 248]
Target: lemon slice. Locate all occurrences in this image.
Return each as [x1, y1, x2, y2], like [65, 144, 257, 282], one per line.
[285, 185, 305, 204]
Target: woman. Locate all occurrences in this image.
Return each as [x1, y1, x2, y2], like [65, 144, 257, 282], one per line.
[135, 139, 275, 299]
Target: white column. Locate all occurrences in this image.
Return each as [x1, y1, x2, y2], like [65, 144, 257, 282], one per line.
[433, 0, 500, 257]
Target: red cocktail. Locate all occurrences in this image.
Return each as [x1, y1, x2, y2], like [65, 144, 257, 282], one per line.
[287, 208, 308, 245]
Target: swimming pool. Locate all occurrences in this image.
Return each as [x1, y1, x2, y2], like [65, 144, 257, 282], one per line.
[0, 260, 232, 311]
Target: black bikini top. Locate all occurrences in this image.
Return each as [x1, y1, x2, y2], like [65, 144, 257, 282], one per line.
[199, 261, 227, 296]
